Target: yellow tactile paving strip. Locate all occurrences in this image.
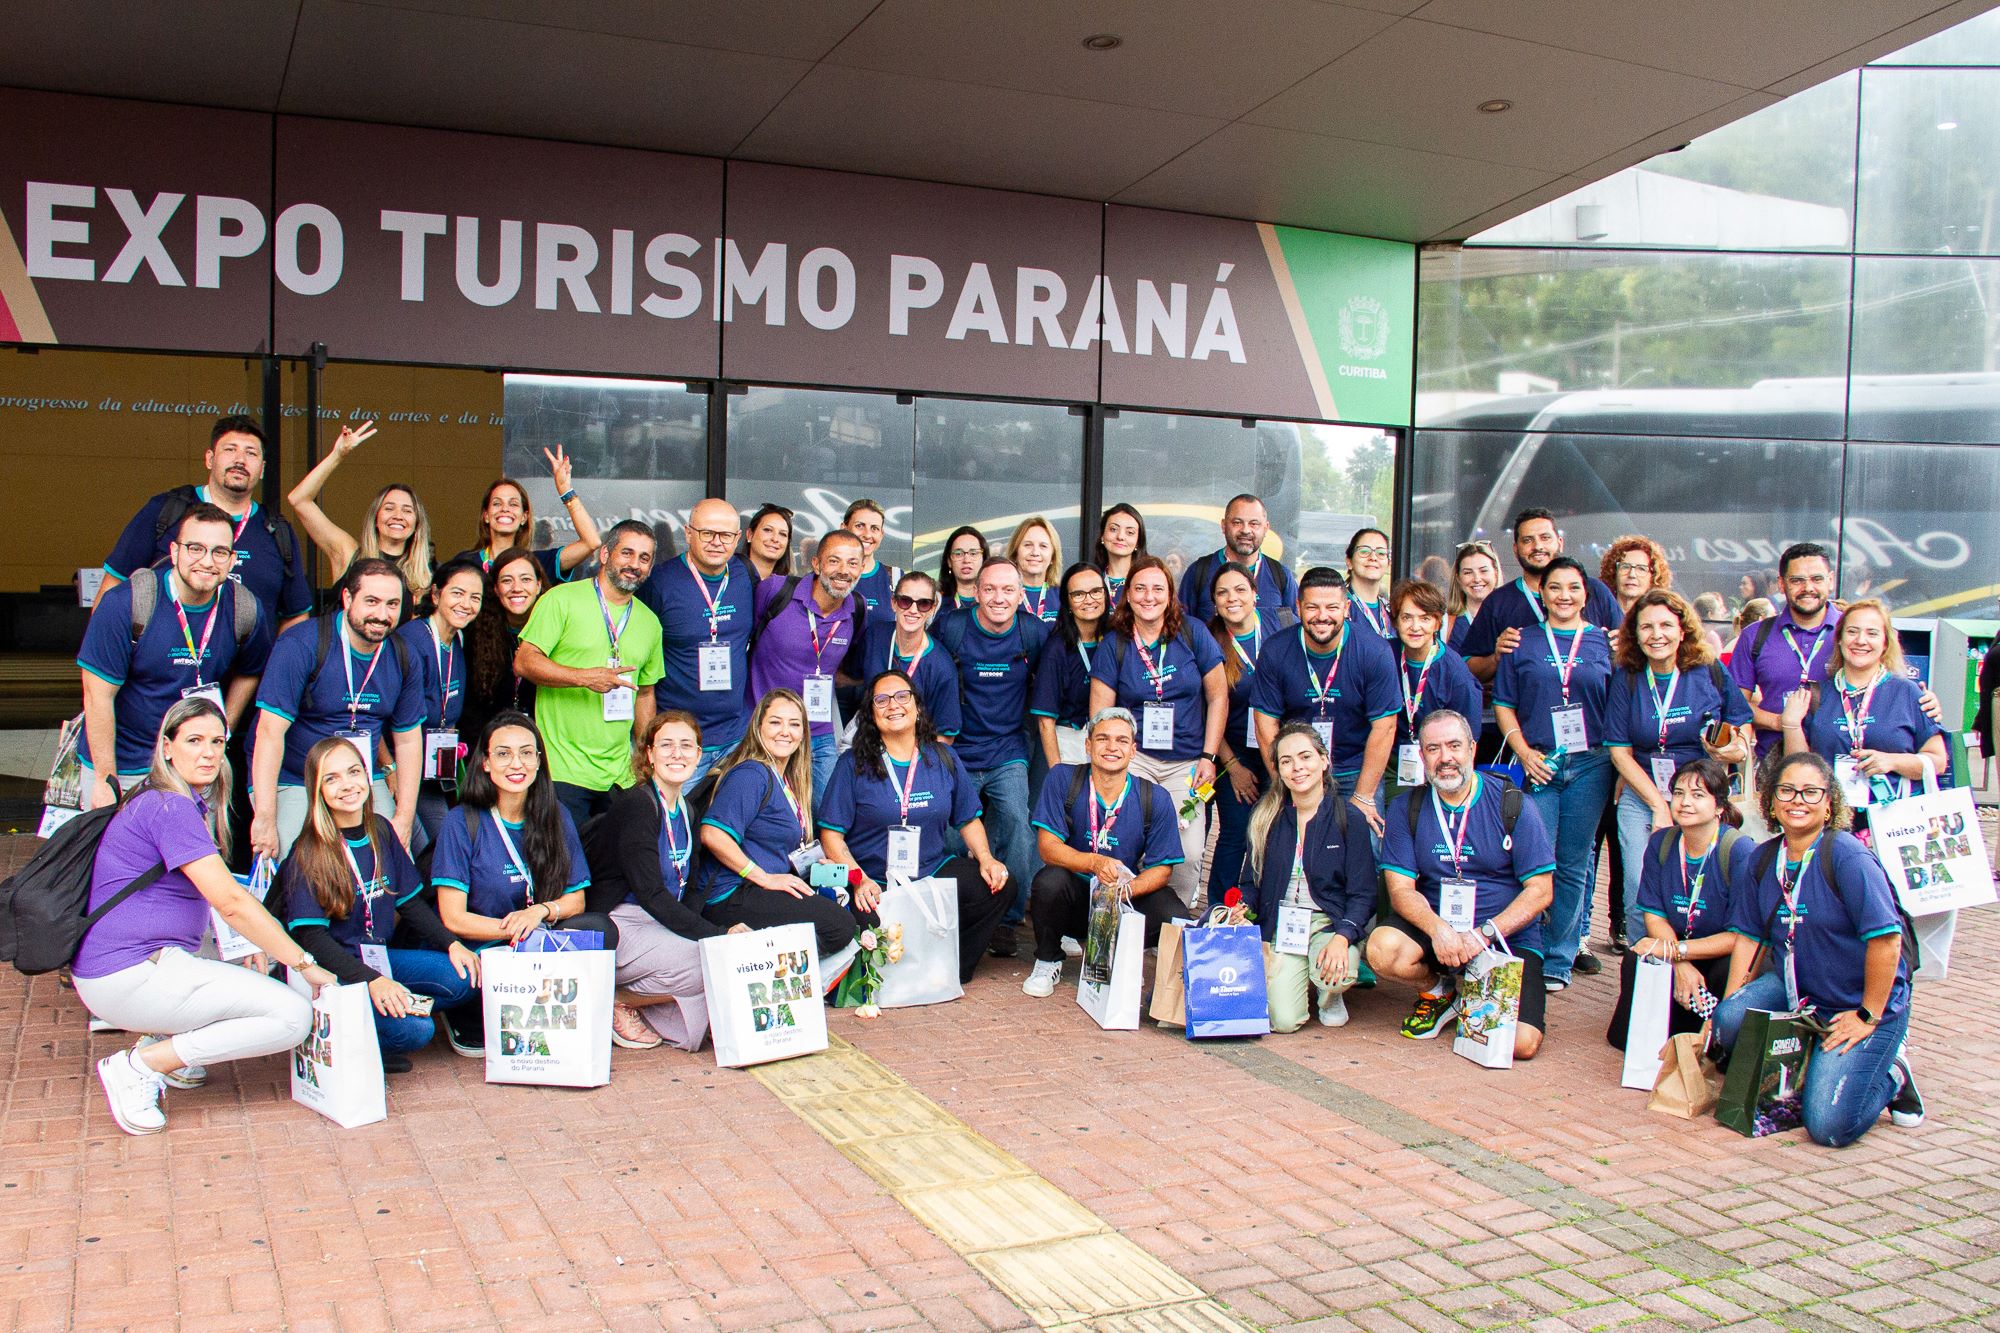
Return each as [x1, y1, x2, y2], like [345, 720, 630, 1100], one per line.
[751, 1036, 1257, 1332]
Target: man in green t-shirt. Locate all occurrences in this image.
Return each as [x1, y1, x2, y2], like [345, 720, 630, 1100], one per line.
[516, 520, 665, 827]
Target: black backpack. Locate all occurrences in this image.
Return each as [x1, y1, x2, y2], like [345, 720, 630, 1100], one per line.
[127, 568, 259, 651]
[0, 803, 166, 975]
[1404, 775, 1523, 842]
[1064, 763, 1159, 837]
[153, 484, 300, 584]
[1748, 833, 1923, 973]
[747, 574, 869, 662]
[302, 611, 412, 698]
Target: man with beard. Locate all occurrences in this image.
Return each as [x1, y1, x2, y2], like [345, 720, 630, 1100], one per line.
[1180, 494, 1298, 622]
[748, 528, 866, 795]
[1368, 709, 1555, 1057]
[515, 521, 666, 827]
[638, 498, 755, 786]
[100, 416, 315, 632]
[1459, 508, 1622, 684]
[252, 559, 425, 857]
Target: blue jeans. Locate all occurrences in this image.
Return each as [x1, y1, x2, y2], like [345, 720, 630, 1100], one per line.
[810, 732, 838, 798]
[374, 947, 476, 1055]
[1208, 750, 1266, 902]
[1526, 747, 1616, 984]
[1714, 970, 1910, 1148]
[553, 782, 614, 830]
[1615, 785, 1660, 943]
[952, 762, 1034, 926]
[689, 745, 728, 788]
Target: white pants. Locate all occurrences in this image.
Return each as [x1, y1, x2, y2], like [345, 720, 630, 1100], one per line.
[1127, 751, 1202, 914]
[275, 778, 395, 857]
[73, 947, 311, 1068]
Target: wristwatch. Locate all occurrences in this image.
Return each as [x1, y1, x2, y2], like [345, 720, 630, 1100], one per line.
[293, 951, 317, 972]
[1856, 1005, 1878, 1025]
[1199, 752, 1219, 765]
[1477, 921, 1500, 945]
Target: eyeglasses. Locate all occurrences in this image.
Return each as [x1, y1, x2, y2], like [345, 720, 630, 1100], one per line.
[175, 542, 239, 566]
[1774, 784, 1829, 803]
[891, 594, 937, 612]
[1351, 545, 1389, 559]
[873, 689, 914, 707]
[1069, 587, 1108, 601]
[687, 526, 740, 545]
[1614, 561, 1652, 575]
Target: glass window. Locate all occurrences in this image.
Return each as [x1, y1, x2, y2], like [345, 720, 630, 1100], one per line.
[1871, 9, 2000, 67]
[911, 398, 1083, 580]
[723, 386, 914, 567]
[1101, 409, 1396, 585]
[1848, 257, 2000, 443]
[1839, 442, 1999, 611]
[1418, 249, 1853, 439]
[1409, 428, 1843, 614]
[1858, 68, 2000, 255]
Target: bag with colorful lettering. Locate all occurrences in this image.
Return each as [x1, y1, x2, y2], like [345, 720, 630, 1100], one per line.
[700, 922, 828, 1068]
[481, 946, 615, 1087]
[1715, 1007, 1814, 1137]
[1867, 762, 1994, 980]
[288, 979, 387, 1128]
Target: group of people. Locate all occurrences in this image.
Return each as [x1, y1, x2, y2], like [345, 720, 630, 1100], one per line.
[65, 416, 1934, 1150]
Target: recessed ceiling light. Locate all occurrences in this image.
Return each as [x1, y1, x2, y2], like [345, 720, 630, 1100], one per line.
[1938, 119, 1960, 130]
[1478, 98, 1513, 114]
[1082, 33, 1122, 51]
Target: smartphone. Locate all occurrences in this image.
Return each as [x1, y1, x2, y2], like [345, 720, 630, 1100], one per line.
[404, 994, 435, 1016]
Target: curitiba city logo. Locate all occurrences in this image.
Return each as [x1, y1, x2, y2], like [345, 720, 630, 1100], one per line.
[1337, 295, 1391, 378]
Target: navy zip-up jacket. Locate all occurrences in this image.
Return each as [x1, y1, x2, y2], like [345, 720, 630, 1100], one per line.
[1236, 794, 1378, 945]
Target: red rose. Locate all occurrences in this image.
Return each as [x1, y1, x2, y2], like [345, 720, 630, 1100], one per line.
[847, 866, 864, 887]
[1223, 887, 1243, 908]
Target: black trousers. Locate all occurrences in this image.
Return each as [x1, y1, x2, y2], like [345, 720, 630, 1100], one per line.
[1604, 950, 1731, 1051]
[703, 884, 858, 960]
[1596, 799, 1626, 941]
[447, 911, 622, 1041]
[1028, 865, 1187, 963]
[849, 855, 1010, 984]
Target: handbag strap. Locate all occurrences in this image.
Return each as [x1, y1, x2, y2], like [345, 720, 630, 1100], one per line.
[903, 876, 951, 933]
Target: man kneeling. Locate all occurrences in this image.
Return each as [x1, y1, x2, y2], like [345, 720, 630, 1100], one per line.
[1366, 709, 1555, 1059]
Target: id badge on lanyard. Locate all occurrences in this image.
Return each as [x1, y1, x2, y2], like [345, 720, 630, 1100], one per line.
[697, 642, 733, 692]
[1551, 706, 1588, 752]
[1142, 702, 1175, 750]
[340, 641, 384, 780]
[1397, 743, 1423, 785]
[1649, 753, 1678, 794]
[181, 682, 224, 712]
[359, 943, 393, 978]
[424, 728, 460, 782]
[602, 669, 636, 722]
[1276, 824, 1312, 955]
[803, 674, 835, 723]
[883, 757, 922, 882]
[1440, 879, 1478, 932]
[337, 730, 374, 783]
[1834, 754, 1872, 807]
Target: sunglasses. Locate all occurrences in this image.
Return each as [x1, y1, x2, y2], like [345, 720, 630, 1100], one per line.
[892, 594, 937, 612]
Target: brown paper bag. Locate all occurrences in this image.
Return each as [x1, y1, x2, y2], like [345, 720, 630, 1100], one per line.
[1149, 921, 1187, 1027]
[1647, 1031, 1722, 1119]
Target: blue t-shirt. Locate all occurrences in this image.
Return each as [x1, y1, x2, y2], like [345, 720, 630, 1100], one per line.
[695, 762, 806, 905]
[638, 555, 757, 753]
[1459, 575, 1622, 661]
[1214, 620, 1271, 757]
[104, 487, 315, 625]
[277, 817, 423, 956]
[394, 619, 466, 732]
[1030, 635, 1098, 730]
[1801, 673, 1942, 801]
[852, 561, 900, 614]
[1178, 552, 1296, 624]
[1031, 764, 1183, 875]
[1635, 826, 1755, 940]
[1728, 831, 1911, 1020]
[1604, 664, 1753, 770]
[77, 570, 273, 775]
[818, 745, 981, 882]
[640, 791, 694, 908]
[1090, 626, 1225, 762]
[1381, 776, 1558, 956]
[453, 544, 577, 588]
[1346, 596, 1394, 644]
[1019, 584, 1061, 626]
[254, 617, 428, 786]
[429, 805, 591, 924]
[938, 609, 1048, 769]
[1445, 612, 1475, 656]
[855, 620, 962, 739]
[1493, 624, 1614, 752]
[1248, 625, 1400, 775]
[1392, 645, 1484, 750]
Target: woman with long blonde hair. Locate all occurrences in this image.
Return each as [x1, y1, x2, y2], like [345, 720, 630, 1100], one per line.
[1005, 516, 1064, 624]
[286, 421, 436, 607]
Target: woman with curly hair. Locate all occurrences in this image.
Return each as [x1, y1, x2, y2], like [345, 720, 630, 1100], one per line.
[1598, 535, 1672, 624]
[458, 547, 544, 752]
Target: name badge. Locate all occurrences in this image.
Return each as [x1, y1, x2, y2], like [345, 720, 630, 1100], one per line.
[788, 838, 824, 876]
[697, 642, 733, 693]
[602, 660, 636, 721]
[1312, 719, 1334, 752]
[181, 682, 224, 712]
[1551, 705, 1589, 752]
[424, 728, 459, 783]
[1246, 709, 1258, 748]
[336, 730, 374, 783]
[1276, 903, 1312, 956]
[885, 825, 921, 882]
[1141, 701, 1174, 750]
[359, 943, 393, 979]
[1834, 754, 1872, 808]
[803, 674, 835, 723]
[1397, 742, 1423, 786]
[1440, 877, 1477, 932]
[1649, 754, 1678, 795]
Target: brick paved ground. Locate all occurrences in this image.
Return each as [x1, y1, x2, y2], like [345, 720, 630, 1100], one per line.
[2, 829, 1996, 1332]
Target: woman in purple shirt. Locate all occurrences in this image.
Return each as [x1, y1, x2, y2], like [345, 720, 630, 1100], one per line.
[71, 696, 336, 1137]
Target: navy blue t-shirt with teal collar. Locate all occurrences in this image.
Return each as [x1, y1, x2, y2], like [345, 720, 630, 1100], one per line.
[277, 816, 423, 954]
[254, 616, 428, 786]
[1216, 619, 1271, 757]
[1459, 575, 1623, 661]
[1030, 635, 1099, 731]
[1381, 776, 1558, 956]
[1604, 663, 1752, 771]
[1089, 624, 1225, 763]
[1248, 624, 1400, 776]
[429, 804, 591, 925]
[77, 569, 273, 776]
[638, 554, 757, 753]
[1392, 644, 1484, 750]
[394, 618, 467, 731]
[642, 791, 694, 907]
[852, 560, 900, 614]
[1178, 552, 1297, 624]
[938, 608, 1047, 769]
[818, 745, 981, 883]
[855, 619, 962, 740]
[1635, 825, 1755, 940]
[1345, 594, 1395, 644]
[1800, 671, 1942, 800]
[453, 544, 578, 589]
[1493, 623, 1615, 752]
[104, 486, 315, 626]
[1019, 583, 1061, 626]
[695, 762, 805, 905]
[1031, 764, 1183, 875]
[1727, 830, 1911, 1020]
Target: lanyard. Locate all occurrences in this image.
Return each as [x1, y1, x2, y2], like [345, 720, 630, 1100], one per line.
[1354, 597, 1389, 638]
[685, 555, 728, 641]
[1431, 780, 1477, 879]
[884, 753, 920, 825]
[1542, 623, 1588, 704]
[1088, 776, 1130, 852]
[1132, 634, 1172, 701]
[595, 579, 634, 663]
[1231, 615, 1263, 669]
[1077, 640, 1095, 674]
[1304, 625, 1345, 716]
[770, 763, 808, 847]
[1678, 830, 1716, 929]
[1024, 585, 1050, 621]
[1836, 669, 1881, 751]
[805, 605, 840, 673]
[489, 810, 534, 897]
[172, 587, 221, 685]
[429, 621, 456, 708]
[1400, 643, 1440, 730]
[201, 488, 254, 548]
[1781, 622, 1831, 687]
[1288, 810, 1310, 902]
[1646, 667, 1681, 747]
[341, 637, 386, 731]
[653, 784, 690, 883]
[1777, 835, 1822, 1008]
[341, 839, 380, 937]
[1518, 578, 1546, 625]
[888, 632, 932, 678]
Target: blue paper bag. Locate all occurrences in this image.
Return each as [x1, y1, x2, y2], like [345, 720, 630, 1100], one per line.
[1181, 922, 1271, 1039]
[513, 928, 605, 953]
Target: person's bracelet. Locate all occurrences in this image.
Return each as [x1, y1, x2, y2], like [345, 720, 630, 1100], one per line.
[558, 488, 578, 505]
[1502, 727, 1521, 744]
[1352, 794, 1376, 807]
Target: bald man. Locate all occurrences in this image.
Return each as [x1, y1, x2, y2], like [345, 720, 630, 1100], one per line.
[638, 498, 757, 783]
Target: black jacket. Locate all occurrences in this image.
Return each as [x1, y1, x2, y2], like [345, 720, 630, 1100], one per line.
[582, 782, 725, 940]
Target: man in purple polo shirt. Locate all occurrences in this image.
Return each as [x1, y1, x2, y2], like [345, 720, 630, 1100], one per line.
[748, 530, 864, 795]
[1728, 541, 1843, 761]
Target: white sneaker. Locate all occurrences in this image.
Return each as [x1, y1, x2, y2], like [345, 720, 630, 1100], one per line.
[1022, 959, 1061, 998]
[1317, 993, 1350, 1028]
[87, 1016, 121, 1033]
[1061, 936, 1082, 957]
[99, 1049, 167, 1135]
[134, 1034, 206, 1089]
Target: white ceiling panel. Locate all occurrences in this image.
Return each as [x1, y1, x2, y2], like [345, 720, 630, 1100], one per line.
[825, 0, 1397, 119]
[737, 64, 1225, 199]
[1763, 0, 2000, 95]
[358, 0, 883, 61]
[1246, 20, 1745, 173]
[0, 0, 300, 108]
[1570, 91, 1782, 185]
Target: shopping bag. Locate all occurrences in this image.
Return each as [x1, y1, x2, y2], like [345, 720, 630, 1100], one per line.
[1647, 1031, 1723, 1119]
[290, 980, 386, 1129]
[1620, 956, 1675, 1090]
[1454, 935, 1523, 1070]
[217, 858, 276, 962]
[699, 923, 828, 1068]
[1869, 761, 1994, 979]
[1181, 917, 1270, 1039]
[874, 876, 961, 1008]
[1714, 1008, 1814, 1137]
[1077, 875, 1143, 1031]
[513, 927, 606, 952]
[481, 946, 615, 1087]
[1148, 920, 1189, 1027]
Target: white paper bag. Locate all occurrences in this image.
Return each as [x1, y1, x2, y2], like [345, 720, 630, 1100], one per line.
[481, 947, 615, 1087]
[1868, 762, 1994, 980]
[290, 981, 386, 1128]
[1911, 910, 1957, 983]
[1454, 936, 1522, 1070]
[1077, 878, 1144, 1031]
[1620, 956, 1674, 1090]
[874, 876, 962, 1009]
[699, 923, 829, 1068]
